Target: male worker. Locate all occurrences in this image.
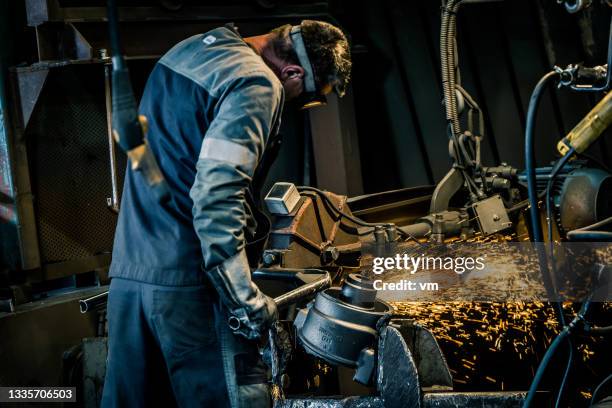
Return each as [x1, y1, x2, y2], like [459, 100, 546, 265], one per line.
[101, 20, 351, 408]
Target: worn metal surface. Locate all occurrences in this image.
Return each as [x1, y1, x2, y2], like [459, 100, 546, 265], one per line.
[267, 191, 360, 269]
[559, 168, 612, 232]
[471, 195, 512, 236]
[423, 391, 525, 407]
[278, 392, 528, 408]
[278, 397, 384, 408]
[377, 325, 421, 408]
[391, 319, 453, 390]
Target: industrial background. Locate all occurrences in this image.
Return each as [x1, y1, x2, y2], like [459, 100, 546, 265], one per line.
[1, 0, 611, 407]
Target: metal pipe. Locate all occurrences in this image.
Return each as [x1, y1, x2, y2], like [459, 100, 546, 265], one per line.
[79, 291, 109, 313]
[104, 63, 120, 213]
[273, 271, 331, 308]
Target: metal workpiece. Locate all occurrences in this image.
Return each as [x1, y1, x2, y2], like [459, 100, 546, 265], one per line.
[559, 168, 612, 232]
[377, 325, 421, 408]
[387, 320, 452, 391]
[340, 274, 377, 308]
[268, 270, 332, 309]
[294, 274, 391, 370]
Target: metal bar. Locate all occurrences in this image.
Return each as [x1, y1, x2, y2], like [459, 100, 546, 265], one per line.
[273, 272, 331, 308]
[44, 254, 111, 281]
[104, 63, 120, 213]
[26, 1, 331, 25]
[79, 291, 108, 314]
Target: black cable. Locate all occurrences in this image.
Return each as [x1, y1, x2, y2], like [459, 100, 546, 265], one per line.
[526, 70, 559, 243]
[567, 215, 612, 241]
[297, 186, 387, 228]
[523, 301, 591, 408]
[555, 343, 574, 408]
[590, 373, 612, 407]
[543, 150, 575, 408]
[567, 231, 612, 241]
[523, 72, 568, 368]
[576, 216, 612, 231]
[297, 186, 422, 244]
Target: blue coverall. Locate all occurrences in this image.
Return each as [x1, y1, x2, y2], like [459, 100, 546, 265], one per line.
[101, 25, 284, 408]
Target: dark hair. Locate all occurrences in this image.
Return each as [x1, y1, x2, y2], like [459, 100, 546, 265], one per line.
[270, 21, 352, 97]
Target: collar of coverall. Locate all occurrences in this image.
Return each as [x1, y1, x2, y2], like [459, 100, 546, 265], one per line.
[289, 25, 317, 94]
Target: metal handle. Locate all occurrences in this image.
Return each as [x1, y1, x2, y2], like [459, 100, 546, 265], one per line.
[228, 270, 331, 332]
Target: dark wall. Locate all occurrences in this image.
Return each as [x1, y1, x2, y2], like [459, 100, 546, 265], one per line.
[339, 0, 611, 194]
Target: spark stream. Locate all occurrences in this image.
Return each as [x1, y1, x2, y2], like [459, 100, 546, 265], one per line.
[372, 254, 486, 275]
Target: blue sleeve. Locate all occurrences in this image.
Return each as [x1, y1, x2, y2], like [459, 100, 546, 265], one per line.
[189, 74, 283, 270]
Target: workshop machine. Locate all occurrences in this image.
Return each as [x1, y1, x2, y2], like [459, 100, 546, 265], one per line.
[2, 0, 612, 407]
[229, 1, 612, 406]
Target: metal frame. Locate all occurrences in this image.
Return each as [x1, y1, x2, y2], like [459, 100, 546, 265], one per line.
[25, 0, 331, 26]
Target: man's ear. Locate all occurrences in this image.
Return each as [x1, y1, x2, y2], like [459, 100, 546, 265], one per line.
[280, 64, 305, 82]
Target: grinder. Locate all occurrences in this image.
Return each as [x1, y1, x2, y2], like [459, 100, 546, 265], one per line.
[293, 274, 392, 385]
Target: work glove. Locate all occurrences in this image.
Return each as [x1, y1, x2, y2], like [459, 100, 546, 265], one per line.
[207, 249, 278, 340]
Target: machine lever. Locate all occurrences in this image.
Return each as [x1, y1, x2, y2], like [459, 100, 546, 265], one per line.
[228, 271, 331, 333]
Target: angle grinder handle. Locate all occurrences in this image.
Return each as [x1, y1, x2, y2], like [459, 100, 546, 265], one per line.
[228, 271, 331, 333]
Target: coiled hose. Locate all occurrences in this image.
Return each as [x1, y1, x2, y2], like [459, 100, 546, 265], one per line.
[441, 0, 462, 136]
